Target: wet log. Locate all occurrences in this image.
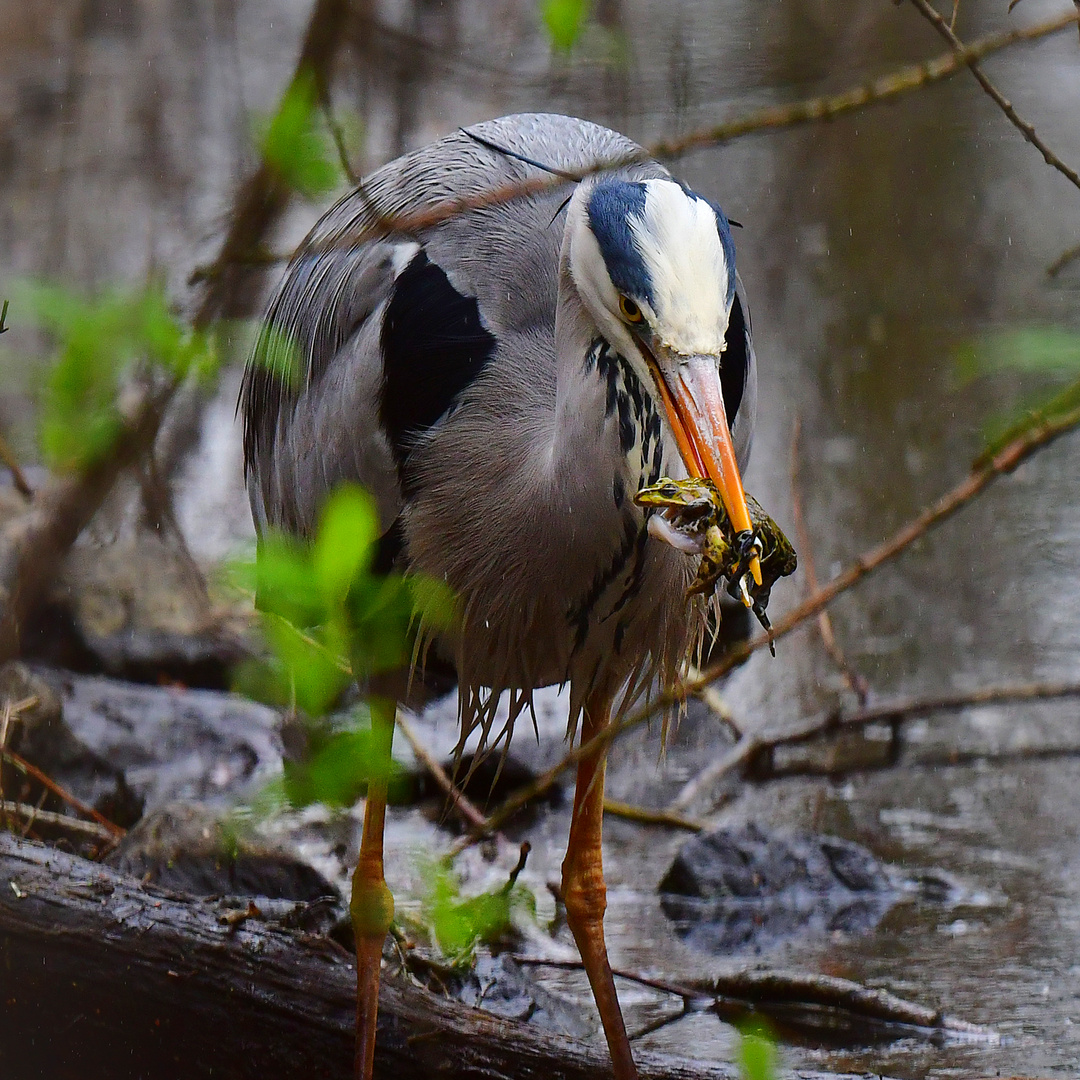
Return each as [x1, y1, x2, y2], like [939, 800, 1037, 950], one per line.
[0, 833, 744, 1080]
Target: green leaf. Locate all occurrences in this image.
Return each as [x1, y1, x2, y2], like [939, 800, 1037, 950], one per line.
[257, 70, 341, 198]
[263, 614, 351, 716]
[541, 0, 590, 50]
[975, 374, 1080, 467]
[955, 326, 1080, 465]
[15, 279, 217, 470]
[278, 708, 405, 809]
[312, 485, 379, 606]
[956, 327, 1080, 384]
[408, 574, 458, 636]
[737, 1020, 779, 1080]
[422, 861, 532, 962]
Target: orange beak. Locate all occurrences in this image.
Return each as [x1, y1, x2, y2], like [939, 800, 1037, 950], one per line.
[649, 353, 762, 590]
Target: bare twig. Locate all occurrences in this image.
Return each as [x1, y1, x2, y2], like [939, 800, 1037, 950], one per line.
[789, 416, 870, 704]
[503, 841, 530, 890]
[513, 957, 993, 1037]
[450, 396, 1080, 846]
[1, 746, 124, 838]
[395, 711, 487, 830]
[1047, 239, 1080, 278]
[680, 664, 743, 740]
[319, 89, 359, 187]
[684, 679, 1080, 788]
[601, 798, 706, 832]
[1, 799, 119, 846]
[904, 0, 1080, 195]
[190, 0, 354, 326]
[0, 381, 175, 665]
[162, 0, 357, 503]
[313, 9, 1079, 256]
[0, 430, 33, 499]
[767, 679, 1080, 752]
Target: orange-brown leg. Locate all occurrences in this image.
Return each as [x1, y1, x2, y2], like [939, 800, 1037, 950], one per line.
[561, 688, 639, 1080]
[350, 696, 396, 1080]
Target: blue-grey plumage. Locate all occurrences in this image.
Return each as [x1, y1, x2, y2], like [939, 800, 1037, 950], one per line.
[240, 112, 757, 752]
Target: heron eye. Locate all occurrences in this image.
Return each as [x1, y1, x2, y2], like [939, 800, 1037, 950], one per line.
[618, 295, 643, 323]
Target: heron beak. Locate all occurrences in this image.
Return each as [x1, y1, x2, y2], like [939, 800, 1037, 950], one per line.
[649, 352, 762, 589]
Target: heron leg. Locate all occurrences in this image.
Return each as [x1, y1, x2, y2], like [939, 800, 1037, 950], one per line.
[350, 696, 396, 1080]
[562, 689, 639, 1080]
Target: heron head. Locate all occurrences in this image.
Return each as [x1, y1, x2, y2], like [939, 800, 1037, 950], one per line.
[567, 176, 758, 574]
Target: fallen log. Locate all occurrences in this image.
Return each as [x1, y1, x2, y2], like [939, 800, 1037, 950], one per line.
[5, 833, 714, 1080]
[0, 833, 895, 1080]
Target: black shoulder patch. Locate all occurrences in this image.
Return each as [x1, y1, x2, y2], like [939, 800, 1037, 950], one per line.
[379, 251, 496, 486]
[721, 291, 750, 428]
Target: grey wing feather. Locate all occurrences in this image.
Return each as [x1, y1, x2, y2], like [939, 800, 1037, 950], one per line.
[240, 113, 664, 539]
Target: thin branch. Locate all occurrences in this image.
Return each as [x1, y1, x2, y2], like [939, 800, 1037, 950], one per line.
[512, 957, 992, 1037]
[313, 9, 1079, 256]
[1, 799, 120, 847]
[1047, 239, 1080, 278]
[319, 89, 359, 187]
[191, 0, 354, 326]
[601, 798, 706, 832]
[789, 415, 870, 704]
[680, 664, 743, 740]
[0, 746, 124, 837]
[770, 679, 1080, 751]
[0, 380, 176, 665]
[450, 396, 1080, 846]
[395, 711, 487, 830]
[0, 429, 33, 498]
[684, 679, 1080, 788]
[904, 0, 1080, 195]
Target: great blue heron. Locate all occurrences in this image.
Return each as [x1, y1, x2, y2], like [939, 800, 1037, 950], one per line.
[241, 112, 758, 1080]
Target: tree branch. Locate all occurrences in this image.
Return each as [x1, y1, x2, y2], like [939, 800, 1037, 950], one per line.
[312, 8, 1079, 256]
[191, 0, 354, 327]
[904, 0, 1080, 196]
[513, 957, 994, 1039]
[453, 395, 1080, 843]
[0, 381, 174, 665]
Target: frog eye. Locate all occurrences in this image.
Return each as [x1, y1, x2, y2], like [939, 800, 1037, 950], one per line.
[618, 295, 643, 323]
[660, 483, 679, 497]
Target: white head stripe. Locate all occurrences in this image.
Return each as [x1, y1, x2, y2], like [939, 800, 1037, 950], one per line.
[629, 180, 730, 355]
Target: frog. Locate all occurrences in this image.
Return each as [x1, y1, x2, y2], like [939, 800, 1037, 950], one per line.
[635, 477, 798, 651]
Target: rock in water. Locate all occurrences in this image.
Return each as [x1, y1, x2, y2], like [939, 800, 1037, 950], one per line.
[659, 823, 896, 955]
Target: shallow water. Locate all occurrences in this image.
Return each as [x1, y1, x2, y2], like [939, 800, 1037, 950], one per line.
[3, 1, 1080, 1075]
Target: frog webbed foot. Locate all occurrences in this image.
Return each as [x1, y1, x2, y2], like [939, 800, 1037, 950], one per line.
[636, 477, 797, 649]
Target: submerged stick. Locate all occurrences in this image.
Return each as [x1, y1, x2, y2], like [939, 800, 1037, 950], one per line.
[514, 956, 996, 1039]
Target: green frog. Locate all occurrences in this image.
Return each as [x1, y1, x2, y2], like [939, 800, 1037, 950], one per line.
[635, 477, 798, 650]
